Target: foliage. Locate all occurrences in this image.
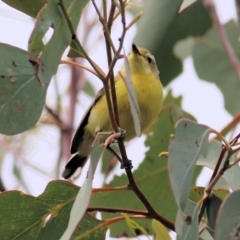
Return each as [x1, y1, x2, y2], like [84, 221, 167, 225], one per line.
[1, 0, 240, 240]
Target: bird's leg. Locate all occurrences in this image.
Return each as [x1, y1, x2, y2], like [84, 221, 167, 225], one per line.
[106, 145, 124, 168]
[97, 129, 132, 169]
[106, 129, 132, 169]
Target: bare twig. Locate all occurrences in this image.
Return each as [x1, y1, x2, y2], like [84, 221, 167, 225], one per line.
[235, 0, 240, 32]
[60, 60, 99, 77]
[92, 185, 128, 192]
[203, 0, 240, 80]
[58, 0, 105, 80]
[45, 105, 69, 130]
[88, 206, 148, 216]
[214, 112, 240, 139]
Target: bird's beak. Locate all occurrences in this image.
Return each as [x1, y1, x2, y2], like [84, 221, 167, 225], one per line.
[132, 43, 141, 56]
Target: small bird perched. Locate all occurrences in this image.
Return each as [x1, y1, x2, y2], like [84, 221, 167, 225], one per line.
[62, 44, 163, 179]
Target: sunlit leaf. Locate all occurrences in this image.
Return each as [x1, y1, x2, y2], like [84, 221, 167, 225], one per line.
[61, 141, 103, 239]
[0, 181, 106, 239]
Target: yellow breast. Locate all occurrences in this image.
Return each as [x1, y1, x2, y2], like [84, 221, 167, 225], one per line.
[86, 73, 163, 141]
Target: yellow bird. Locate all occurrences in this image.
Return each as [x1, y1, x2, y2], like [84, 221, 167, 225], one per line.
[62, 44, 163, 179]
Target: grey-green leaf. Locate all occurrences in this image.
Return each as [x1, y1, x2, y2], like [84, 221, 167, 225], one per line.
[169, 119, 211, 212]
[28, 0, 88, 85]
[215, 189, 240, 240]
[206, 193, 223, 237]
[0, 43, 47, 135]
[193, 20, 240, 115]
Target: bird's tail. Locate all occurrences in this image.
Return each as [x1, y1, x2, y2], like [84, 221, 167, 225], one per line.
[62, 153, 88, 179]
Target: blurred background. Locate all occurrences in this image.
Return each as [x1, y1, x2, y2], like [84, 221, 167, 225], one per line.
[0, 0, 239, 238]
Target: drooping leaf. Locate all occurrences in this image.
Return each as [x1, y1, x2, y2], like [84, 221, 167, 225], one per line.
[0, 181, 107, 240]
[61, 141, 103, 239]
[193, 20, 240, 115]
[152, 219, 171, 240]
[121, 53, 141, 137]
[197, 140, 240, 190]
[134, 0, 212, 85]
[28, 0, 88, 85]
[175, 200, 199, 240]
[3, 0, 46, 18]
[169, 119, 211, 213]
[215, 189, 240, 240]
[206, 193, 223, 237]
[0, 44, 47, 135]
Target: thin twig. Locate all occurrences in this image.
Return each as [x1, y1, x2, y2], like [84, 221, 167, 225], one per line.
[203, 0, 240, 80]
[88, 206, 148, 216]
[126, 11, 143, 30]
[92, 185, 128, 192]
[107, 0, 116, 30]
[91, 0, 119, 132]
[198, 146, 233, 221]
[125, 168, 175, 231]
[214, 112, 240, 139]
[235, 0, 240, 32]
[58, 0, 105, 80]
[90, 0, 175, 232]
[102, 0, 107, 20]
[45, 105, 69, 130]
[92, 0, 117, 53]
[60, 60, 99, 77]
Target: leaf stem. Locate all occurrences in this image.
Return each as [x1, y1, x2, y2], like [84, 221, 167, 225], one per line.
[58, 0, 105, 80]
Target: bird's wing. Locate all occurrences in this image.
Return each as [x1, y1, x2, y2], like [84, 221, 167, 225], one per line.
[70, 87, 105, 154]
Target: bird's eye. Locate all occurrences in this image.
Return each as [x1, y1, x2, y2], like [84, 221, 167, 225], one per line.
[146, 56, 152, 64]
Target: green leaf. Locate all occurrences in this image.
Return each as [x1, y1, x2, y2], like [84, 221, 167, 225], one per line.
[175, 200, 199, 240]
[169, 119, 211, 213]
[28, 0, 88, 85]
[193, 20, 240, 115]
[206, 193, 223, 237]
[83, 80, 96, 98]
[0, 181, 107, 240]
[121, 54, 141, 137]
[152, 219, 171, 240]
[61, 142, 103, 239]
[197, 140, 240, 190]
[134, 0, 212, 85]
[91, 91, 195, 237]
[0, 44, 47, 135]
[215, 189, 240, 240]
[67, 39, 86, 58]
[2, 0, 46, 18]
[189, 186, 229, 203]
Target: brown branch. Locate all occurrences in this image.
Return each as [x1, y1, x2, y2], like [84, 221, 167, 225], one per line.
[125, 168, 175, 231]
[198, 132, 240, 222]
[90, 0, 175, 232]
[58, 0, 105, 80]
[45, 105, 69, 130]
[92, 185, 128, 192]
[203, 0, 240, 80]
[235, 0, 240, 32]
[215, 112, 240, 139]
[88, 206, 148, 216]
[107, 0, 116, 30]
[87, 205, 174, 231]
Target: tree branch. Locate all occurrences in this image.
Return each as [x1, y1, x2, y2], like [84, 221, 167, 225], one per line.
[203, 0, 240, 80]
